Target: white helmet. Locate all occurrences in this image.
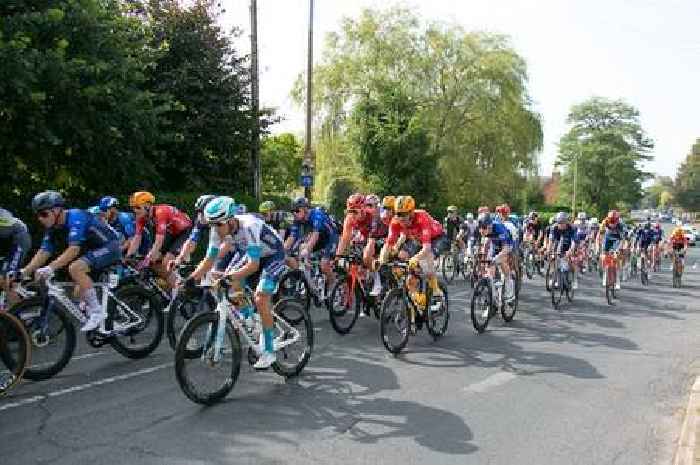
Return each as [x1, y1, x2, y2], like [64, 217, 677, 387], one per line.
[589, 217, 598, 225]
[466, 213, 474, 220]
[577, 212, 587, 221]
[204, 196, 237, 224]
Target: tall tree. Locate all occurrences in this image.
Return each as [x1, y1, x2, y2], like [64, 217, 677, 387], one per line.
[675, 139, 700, 211]
[260, 133, 303, 195]
[557, 97, 654, 216]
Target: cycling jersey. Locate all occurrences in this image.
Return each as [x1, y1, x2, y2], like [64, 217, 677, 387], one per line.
[443, 215, 462, 240]
[549, 224, 577, 252]
[189, 219, 210, 244]
[502, 220, 520, 247]
[109, 212, 137, 239]
[386, 210, 443, 247]
[670, 228, 688, 246]
[289, 207, 339, 258]
[574, 221, 590, 242]
[135, 205, 192, 237]
[600, 218, 626, 241]
[368, 209, 389, 239]
[483, 222, 514, 251]
[653, 228, 664, 243]
[636, 227, 655, 247]
[0, 208, 31, 275]
[524, 219, 543, 239]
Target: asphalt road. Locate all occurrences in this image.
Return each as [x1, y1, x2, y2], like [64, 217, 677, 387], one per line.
[1, 246, 699, 465]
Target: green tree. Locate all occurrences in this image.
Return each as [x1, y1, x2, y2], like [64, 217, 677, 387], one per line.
[557, 97, 654, 216]
[675, 139, 700, 211]
[0, 0, 172, 216]
[260, 133, 303, 195]
[642, 176, 674, 209]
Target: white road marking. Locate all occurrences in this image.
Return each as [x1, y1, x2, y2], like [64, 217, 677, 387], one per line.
[0, 363, 172, 413]
[29, 352, 106, 369]
[463, 371, 517, 394]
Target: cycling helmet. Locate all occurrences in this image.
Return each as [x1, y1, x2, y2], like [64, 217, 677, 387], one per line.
[129, 191, 155, 207]
[394, 196, 416, 214]
[577, 212, 587, 221]
[194, 194, 217, 213]
[528, 211, 538, 219]
[346, 193, 365, 210]
[477, 206, 490, 214]
[496, 204, 511, 217]
[589, 217, 599, 225]
[466, 212, 474, 220]
[447, 205, 458, 213]
[259, 200, 275, 213]
[99, 196, 119, 212]
[477, 212, 493, 228]
[381, 196, 396, 210]
[292, 196, 310, 210]
[88, 205, 101, 215]
[555, 212, 569, 224]
[204, 196, 236, 224]
[32, 191, 65, 212]
[364, 194, 380, 208]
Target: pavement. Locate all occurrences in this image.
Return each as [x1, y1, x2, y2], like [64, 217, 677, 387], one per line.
[1, 246, 699, 465]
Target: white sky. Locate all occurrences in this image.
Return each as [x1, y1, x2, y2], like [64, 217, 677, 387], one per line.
[222, 0, 700, 178]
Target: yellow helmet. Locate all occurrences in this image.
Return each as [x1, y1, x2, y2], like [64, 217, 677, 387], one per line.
[395, 195, 416, 214]
[381, 195, 396, 210]
[129, 191, 155, 207]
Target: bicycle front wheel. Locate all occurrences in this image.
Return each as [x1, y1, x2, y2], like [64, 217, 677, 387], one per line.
[0, 312, 31, 395]
[427, 282, 449, 339]
[470, 279, 492, 333]
[328, 278, 360, 335]
[174, 312, 242, 405]
[380, 288, 410, 354]
[272, 298, 314, 378]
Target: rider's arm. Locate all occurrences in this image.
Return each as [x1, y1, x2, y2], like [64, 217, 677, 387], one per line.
[335, 215, 353, 257]
[126, 215, 145, 257]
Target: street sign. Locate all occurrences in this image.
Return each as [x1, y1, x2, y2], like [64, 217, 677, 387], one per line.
[300, 175, 313, 188]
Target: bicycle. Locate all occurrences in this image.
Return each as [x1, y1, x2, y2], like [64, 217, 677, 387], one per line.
[638, 248, 650, 286]
[672, 249, 684, 288]
[9, 267, 162, 381]
[601, 250, 620, 305]
[174, 278, 313, 405]
[469, 239, 519, 333]
[441, 240, 461, 283]
[550, 245, 574, 310]
[379, 261, 448, 355]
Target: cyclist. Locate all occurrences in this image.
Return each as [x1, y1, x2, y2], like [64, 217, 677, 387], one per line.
[0, 208, 31, 306]
[170, 194, 217, 270]
[652, 222, 664, 266]
[22, 191, 122, 331]
[597, 210, 625, 290]
[548, 212, 579, 289]
[259, 200, 293, 239]
[635, 219, 655, 270]
[524, 212, 544, 246]
[668, 223, 689, 270]
[573, 212, 590, 272]
[457, 213, 478, 262]
[379, 196, 447, 297]
[285, 196, 339, 297]
[98, 196, 151, 255]
[476, 212, 516, 300]
[126, 192, 193, 289]
[185, 196, 285, 369]
[443, 206, 462, 247]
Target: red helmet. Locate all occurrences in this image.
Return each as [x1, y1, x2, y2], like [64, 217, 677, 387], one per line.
[607, 210, 620, 224]
[346, 193, 365, 211]
[477, 206, 490, 214]
[495, 204, 510, 216]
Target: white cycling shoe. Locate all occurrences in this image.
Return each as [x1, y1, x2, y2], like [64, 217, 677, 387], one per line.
[81, 311, 106, 332]
[254, 351, 276, 369]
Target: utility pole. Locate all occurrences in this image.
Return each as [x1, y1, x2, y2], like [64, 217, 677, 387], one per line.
[302, 0, 314, 200]
[250, 0, 261, 201]
[573, 149, 578, 217]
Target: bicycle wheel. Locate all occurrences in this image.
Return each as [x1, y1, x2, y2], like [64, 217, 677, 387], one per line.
[427, 282, 449, 340]
[108, 284, 164, 359]
[551, 269, 563, 309]
[0, 312, 31, 396]
[271, 298, 314, 378]
[167, 292, 214, 350]
[501, 273, 518, 322]
[380, 288, 410, 354]
[565, 271, 574, 302]
[545, 261, 554, 292]
[276, 269, 311, 316]
[328, 278, 360, 335]
[441, 253, 456, 284]
[470, 279, 492, 333]
[174, 312, 242, 405]
[524, 251, 534, 280]
[10, 297, 76, 382]
[606, 267, 615, 305]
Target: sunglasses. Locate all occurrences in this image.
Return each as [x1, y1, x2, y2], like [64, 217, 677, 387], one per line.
[132, 206, 144, 211]
[37, 210, 52, 218]
[346, 209, 359, 215]
[396, 212, 411, 219]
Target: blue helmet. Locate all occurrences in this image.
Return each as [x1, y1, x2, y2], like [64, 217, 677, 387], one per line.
[204, 196, 237, 224]
[477, 212, 493, 228]
[31, 191, 65, 212]
[99, 196, 119, 212]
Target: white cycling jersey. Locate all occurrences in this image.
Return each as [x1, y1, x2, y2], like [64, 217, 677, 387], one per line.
[206, 214, 283, 260]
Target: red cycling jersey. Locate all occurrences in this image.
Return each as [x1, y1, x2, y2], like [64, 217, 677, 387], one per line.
[342, 209, 373, 240]
[387, 210, 444, 246]
[135, 205, 192, 237]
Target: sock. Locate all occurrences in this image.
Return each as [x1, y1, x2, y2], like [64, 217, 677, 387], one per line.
[263, 327, 274, 353]
[84, 287, 100, 314]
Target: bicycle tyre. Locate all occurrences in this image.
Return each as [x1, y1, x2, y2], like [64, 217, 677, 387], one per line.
[328, 279, 361, 335]
[470, 279, 492, 333]
[441, 253, 455, 284]
[109, 284, 164, 359]
[551, 269, 563, 309]
[380, 288, 410, 355]
[427, 282, 449, 339]
[271, 298, 314, 378]
[565, 271, 574, 302]
[0, 312, 31, 395]
[545, 261, 553, 292]
[174, 312, 241, 405]
[276, 269, 312, 316]
[501, 273, 518, 322]
[10, 297, 76, 382]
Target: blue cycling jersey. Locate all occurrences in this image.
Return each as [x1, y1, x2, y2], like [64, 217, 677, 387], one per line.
[109, 212, 136, 239]
[636, 227, 655, 245]
[41, 209, 120, 254]
[485, 222, 513, 248]
[549, 224, 577, 249]
[289, 207, 338, 242]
